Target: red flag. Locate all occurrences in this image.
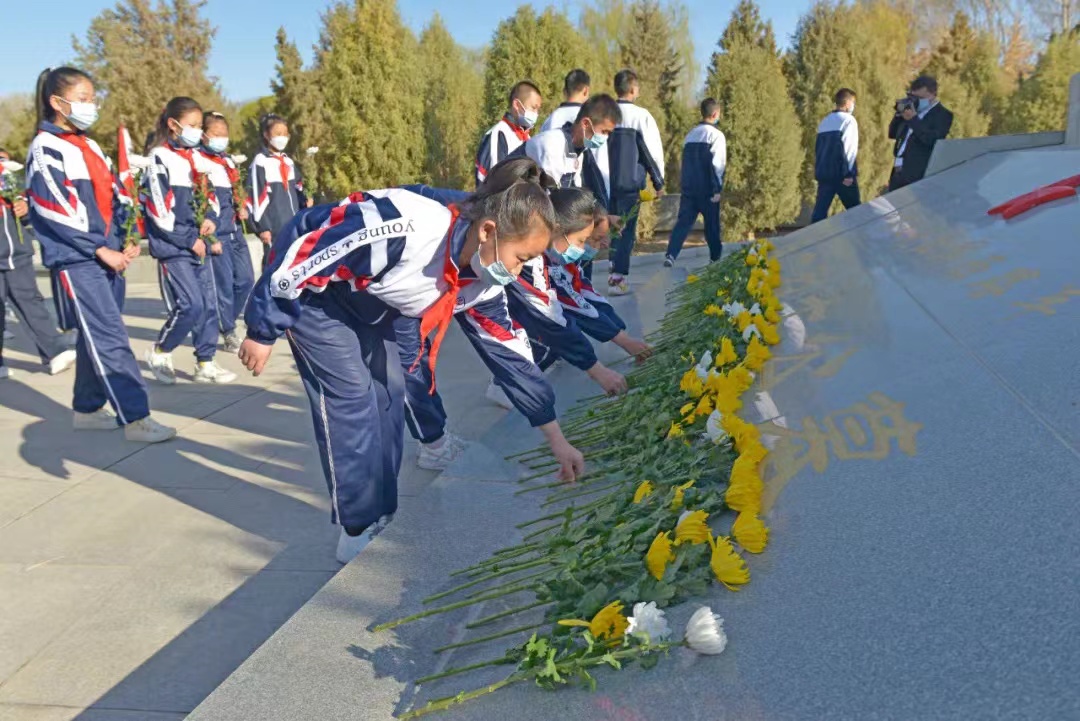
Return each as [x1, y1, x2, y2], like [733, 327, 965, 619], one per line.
[117, 125, 145, 236]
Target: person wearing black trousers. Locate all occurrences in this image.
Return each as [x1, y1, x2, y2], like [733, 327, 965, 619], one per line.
[0, 149, 76, 380]
[888, 75, 953, 192]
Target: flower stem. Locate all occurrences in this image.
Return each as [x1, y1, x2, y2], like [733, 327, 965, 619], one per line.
[465, 600, 551, 629]
[432, 622, 546, 654]
[413, 656, 515, 685]
[374, 585, 542, 632]
[400, 676, 520, 719]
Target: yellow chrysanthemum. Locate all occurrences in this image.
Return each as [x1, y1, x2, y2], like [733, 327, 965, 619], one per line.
[766, 257, 781, 275]
[744, 336, 771, 371]
[675, 510, 712, 546]
[666, 421, 685, 440]
[723, 415, 762, 455]
[695, 394, 713, 417]
[725, 458, 764, 513]
[761, 239, 776, 253]
[745, 252, 760, 266]
[710, 535, 750, 591]
[728, 364, 755, 392]
[705, 372, 743, 415]
[670, 479, 696, 510]
[716, 337, 738, 366]
[680, 369, 705, 398]
[639, 188, 657, 202]
[703, 303, 724, 317]
[761, 322, 781, 346]
[764, 306, 780, 324]
[739, 437, 769, 465]
[733, 512, 769, 553]
[645, 532, 676, 581]
[633, 480, 655, 504]
[687, 274, 700, 283]
[716, 288, 729, 299]
[558, 600, 629, 640]
[680, 401, 695, 417]
[734, 311, 754, 333]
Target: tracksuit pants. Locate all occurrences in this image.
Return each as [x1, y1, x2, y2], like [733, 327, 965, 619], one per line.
[207, 231, 255, 336]
[610, 209, 639, 277]
[55, 262, 150, 425]
[393, 315, 447, 445]
[287, 286, 405, 533]
[156, 258, 218, 362]
[666, 193, 722, 262]
[51, 269, 76, 331]
[811, 180, 861, 223]
[0, 256, 67, 365]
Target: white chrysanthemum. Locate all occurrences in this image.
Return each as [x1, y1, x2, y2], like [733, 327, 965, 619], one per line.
[705, 409, 726, 442]
[306, 146, 320, 155]
[128, 154, 152, 170]
[627, 601, 671, 642]
[748, 302, 762, 316]
[229, 154, 248, 165]
[694, 350, 713, 379]
[780, 303, 806, 350]
[742, 324, 762, 342]
[685, 606, 727, 655]
[722, 301, 746, 318]
[1, 160, 24, 174]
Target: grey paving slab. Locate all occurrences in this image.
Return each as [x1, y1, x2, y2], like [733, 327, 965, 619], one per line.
[187, 148, 1080, 721]
[0, 705, 185, 721]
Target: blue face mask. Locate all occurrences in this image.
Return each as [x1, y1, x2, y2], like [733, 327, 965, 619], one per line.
[555, 235, 585, 264]
[206, 136, 229, 153]
[585, 130, 608, 151]
[469, 229, 516, 286]
[916, 98, 932, 113]
[580, 244, 599, 263]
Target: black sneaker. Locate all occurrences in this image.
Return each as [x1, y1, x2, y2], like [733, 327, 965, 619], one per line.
[663, 255, 675, 268]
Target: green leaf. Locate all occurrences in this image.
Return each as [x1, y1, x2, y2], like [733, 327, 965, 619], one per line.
[601, 652, 622, 670]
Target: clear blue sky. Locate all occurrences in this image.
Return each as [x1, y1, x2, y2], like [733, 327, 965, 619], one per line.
[1, 0, 806, 102]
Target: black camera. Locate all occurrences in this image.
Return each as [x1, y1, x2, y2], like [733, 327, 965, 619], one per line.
[895, 95, 917, 113]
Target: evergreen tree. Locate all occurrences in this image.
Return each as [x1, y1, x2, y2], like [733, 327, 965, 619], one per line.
[271, 28, 326, 199]
[419, 14, 484, 188]
[785, 0, 914, 205]
[720, 0, 778, 56]
[73, 0, 227, 155]
[234, 96, 276, 163]
[482, 6, 592, 128]
[706, 28, 802, 240]
[0, 95, 36, 160]
[310, 0, 424, 198]
[1003, 29, 1080, 132]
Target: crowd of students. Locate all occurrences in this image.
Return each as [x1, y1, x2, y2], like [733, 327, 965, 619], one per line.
[1, 64, 731, 564]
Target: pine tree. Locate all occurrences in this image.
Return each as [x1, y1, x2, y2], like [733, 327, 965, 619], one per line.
[73, 0, 227, 155]
[234, 96, 276, 163]
[720, 0, 778, 56]
[0, 95, 36, 160]
[419, 15, 484, 188]
[482, 6, 593, 128]
[785, 0, 914, 205]
[1003, 29, 1080, 133]
[271, 28, 326, 198]
[706, 27, 802, 240]
[310, 0, 424, 197]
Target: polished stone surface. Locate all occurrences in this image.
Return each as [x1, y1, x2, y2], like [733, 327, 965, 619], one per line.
[189, 148, 1080, 721]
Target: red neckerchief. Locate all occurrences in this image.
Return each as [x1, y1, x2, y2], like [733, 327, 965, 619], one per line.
[58, 132, 114, 233]
[413, 204, 462, 392]
[269, 151, 290, 186]
[200, 149, 239, 186]
[566, 261, 586, 293]
[502, 115, 532, 144]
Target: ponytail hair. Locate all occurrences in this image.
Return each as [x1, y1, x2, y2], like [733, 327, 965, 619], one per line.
[462, 157, 557, 241]
[260, 113, 287, 138]
[145, 96, 202, 154]
[35, 66, 92, 129]
[549, 188, 601, 235]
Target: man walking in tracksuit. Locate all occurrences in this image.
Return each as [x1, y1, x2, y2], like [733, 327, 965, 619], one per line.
[597, 69, 664, 296]
[811, 88, 860, 223]
[541, 69, 590, 133]
[665, 98, 726, 267]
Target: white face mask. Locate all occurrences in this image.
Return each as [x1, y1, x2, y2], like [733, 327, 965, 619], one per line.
[56, 98, 98, 131]
[206, 136, 229, 153]
[175, 124, 202, 148]
[269, 135, 289, 152]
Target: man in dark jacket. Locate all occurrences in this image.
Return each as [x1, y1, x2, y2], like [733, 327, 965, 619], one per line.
[888, 75, 953, 191]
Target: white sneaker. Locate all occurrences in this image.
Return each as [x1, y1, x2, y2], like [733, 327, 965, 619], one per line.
[663, 255, 675, 268]
[193, 360, 237, 384]
[417, 432, 468, 471]
[124, 415, 177, 443]
[607, 276, 630, 296]
[74, 408, 119, 431]
[48, 349, 77, 376]
[0, 366, 12, 380]
[222, 332, 242, 354]
[145, 348, 177, 385]
[485, 380, 514, 410]
[335, 515, 393, 565]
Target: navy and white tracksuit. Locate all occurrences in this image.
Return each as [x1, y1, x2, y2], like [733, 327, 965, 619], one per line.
[594, 101, 665, 276]
[539, 102, 581, 133]
[812, 110, 860, 223]
[667, 122, 726, 262]
[245, 187, 555, 532]
[143, 142, 220, 362]
[547, 257, 625, 342]
[198, 147, 254, 335]
[475, 115, 531, 187]
[506, 255, 597, 373]
[250, 148, 306, 268]
[0, 202, 67, 366]
[26, 121, 150, 424]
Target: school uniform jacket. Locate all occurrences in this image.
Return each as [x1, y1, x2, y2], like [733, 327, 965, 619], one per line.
[245, 186, 556, 427]
[143, 142, 220, 261]
[25, 122, 128, 269]
[814, 110, 858, 184]
[680, 122, 726, 198]
[197, 147, 240, 237]
[521, 127, 609, 208]
[539, 102, 581, 133]
[475, 115, 531, 186]
[508, 255, 597, 371]
[594, 100, 665, 214]
[250, 149, 306, 238]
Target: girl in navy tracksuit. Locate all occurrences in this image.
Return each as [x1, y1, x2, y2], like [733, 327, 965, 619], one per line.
[143, 96, 235, 385]
[25, 66, 174, 442]
[198, 112, 254, 353]
[249, 114, 306, 269]
[237, 158, 585, 563]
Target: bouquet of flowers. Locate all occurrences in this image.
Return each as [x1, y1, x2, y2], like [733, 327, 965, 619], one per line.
[0, 163, 26, 244]
[191, 171, 220, 263]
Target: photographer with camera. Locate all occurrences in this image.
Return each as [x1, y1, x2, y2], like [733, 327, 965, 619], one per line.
[888, 75, 953, 191]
